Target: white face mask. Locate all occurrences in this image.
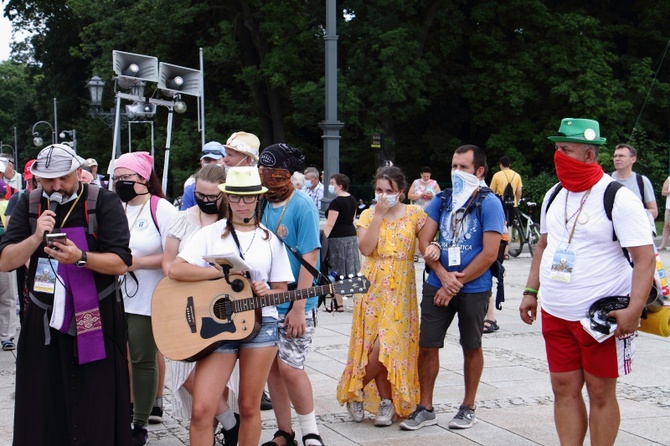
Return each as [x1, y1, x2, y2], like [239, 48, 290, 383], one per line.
[328, 184, 336, 195]
[375, 192, 398, 207]
[451, 170, 480, 210]
[224, 157, 247, 173]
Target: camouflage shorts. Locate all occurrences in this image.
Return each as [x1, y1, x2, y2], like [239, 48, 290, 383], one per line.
[276, 311, 317, 369]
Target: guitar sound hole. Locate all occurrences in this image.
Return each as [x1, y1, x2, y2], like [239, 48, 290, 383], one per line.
[212, 297, 234, 321]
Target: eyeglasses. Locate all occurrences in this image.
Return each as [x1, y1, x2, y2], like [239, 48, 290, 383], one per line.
[194, 191, 222, 202]
[201, 149, 223, 156]
[227, 194, 258, 204]
[112, 173, 139, 183]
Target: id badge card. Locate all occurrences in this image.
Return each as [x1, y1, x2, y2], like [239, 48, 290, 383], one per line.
[34, 257, 58, 295]
[448, 245, 461, 266]
[549, 248, 576, 282]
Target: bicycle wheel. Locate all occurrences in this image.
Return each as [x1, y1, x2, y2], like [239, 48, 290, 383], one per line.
[528, 223, 541, 257]
[508, 221, 524, 257]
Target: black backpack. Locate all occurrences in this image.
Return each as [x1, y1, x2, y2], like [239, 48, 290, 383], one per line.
[500, 172, 517, 209]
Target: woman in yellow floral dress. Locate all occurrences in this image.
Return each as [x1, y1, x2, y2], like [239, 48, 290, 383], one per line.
[336, 165, 426, 426]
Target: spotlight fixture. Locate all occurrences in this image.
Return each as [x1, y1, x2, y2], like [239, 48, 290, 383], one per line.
[125, 102, 156, 118]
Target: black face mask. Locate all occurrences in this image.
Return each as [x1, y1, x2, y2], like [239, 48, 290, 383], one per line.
[195, 197, 219, 215]
[115, 181, 142, 203]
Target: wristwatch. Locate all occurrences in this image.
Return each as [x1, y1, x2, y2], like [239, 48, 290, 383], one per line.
[76, 251, 88, 268]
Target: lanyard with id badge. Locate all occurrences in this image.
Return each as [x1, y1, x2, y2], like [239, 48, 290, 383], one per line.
[444, 198, 477, 267]
[549, 189, 591, 283]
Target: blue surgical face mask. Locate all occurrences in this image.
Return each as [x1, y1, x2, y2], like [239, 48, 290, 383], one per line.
[375, 192, 398, 207]
[328, 185, 336, 195]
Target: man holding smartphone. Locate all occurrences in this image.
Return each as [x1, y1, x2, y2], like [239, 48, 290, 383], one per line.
[0, 144, 133, 445]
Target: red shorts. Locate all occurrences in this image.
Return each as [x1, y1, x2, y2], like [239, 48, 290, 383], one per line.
[541, 310, 635, 378]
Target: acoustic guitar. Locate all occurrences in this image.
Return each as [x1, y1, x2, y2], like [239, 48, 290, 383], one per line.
[152, 274, 370, 361]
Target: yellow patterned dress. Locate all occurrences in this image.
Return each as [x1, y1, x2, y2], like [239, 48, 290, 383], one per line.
[336, 204, 426, 418]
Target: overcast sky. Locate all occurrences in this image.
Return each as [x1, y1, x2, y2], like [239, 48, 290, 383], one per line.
[1, 14, 14, 61]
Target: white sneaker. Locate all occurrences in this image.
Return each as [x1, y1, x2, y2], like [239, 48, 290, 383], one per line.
[347, 400, 364, 422]
[374, 399, 395, 427]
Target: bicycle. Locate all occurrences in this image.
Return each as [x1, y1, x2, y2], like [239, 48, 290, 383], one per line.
[508, 199, 541, 257]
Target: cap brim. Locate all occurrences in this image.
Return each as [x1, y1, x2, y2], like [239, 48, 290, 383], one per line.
[201, 154, 224, 160]
[30, 160, 81, 179]
[547, 135, 607, 145]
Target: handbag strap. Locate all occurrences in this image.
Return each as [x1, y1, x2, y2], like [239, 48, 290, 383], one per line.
[275, 233, 326, 282]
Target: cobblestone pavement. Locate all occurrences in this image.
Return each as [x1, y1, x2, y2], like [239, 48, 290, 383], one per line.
[1, 250, 669, 445]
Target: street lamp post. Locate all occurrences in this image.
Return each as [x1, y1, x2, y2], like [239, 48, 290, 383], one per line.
[319, 0, 344, 211]
[59, 129, 77, 152]
[31, 121, 56, 147]
[88, 76, 130, 162]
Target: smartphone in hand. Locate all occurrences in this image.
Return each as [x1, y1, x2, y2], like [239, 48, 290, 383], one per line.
[45, 233, 68, 250]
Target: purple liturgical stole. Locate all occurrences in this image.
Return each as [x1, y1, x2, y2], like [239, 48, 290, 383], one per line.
[58, 226, 106, 364]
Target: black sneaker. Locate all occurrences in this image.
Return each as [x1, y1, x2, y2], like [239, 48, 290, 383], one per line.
[261, 390, 273, 411]
[148, 405, 163, 424]
[215, 413, 240, 445]
[131, 424, 149, 446]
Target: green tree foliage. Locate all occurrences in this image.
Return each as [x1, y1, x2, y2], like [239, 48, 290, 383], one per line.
[2, 0, 669, 202]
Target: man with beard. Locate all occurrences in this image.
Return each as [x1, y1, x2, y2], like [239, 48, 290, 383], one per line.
[0, 144, 132, 445]
[257, 143, 325, 446]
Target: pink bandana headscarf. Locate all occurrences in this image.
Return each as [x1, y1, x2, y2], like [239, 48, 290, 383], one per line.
[114, 151, 154, 180]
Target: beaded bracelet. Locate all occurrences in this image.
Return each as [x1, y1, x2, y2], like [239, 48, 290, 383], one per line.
[429, 241, 441, 249]
[522, 291, 538, 299]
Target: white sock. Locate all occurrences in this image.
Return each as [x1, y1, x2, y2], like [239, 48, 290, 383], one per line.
[153, 396, 163, 409]
[298, 410, 319, 443]
[216, 408, 237, 430]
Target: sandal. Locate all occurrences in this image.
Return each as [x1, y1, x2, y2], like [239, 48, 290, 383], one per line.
[302, 433, 325, 446]
[261, 429, 297, 446]
[483, 319, 499, 334]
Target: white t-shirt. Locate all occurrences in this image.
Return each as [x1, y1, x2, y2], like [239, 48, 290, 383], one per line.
[539, 175, 653, 321]
[122, 197, 178, 316]
[178, 220, 295, 319]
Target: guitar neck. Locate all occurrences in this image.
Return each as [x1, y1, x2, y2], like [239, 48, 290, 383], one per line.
[229, 284, 332, 313]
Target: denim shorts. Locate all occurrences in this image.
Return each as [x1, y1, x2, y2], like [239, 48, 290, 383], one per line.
[214, 316, 278, 354]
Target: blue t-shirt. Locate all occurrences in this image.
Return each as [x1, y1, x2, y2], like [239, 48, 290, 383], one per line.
[425, 190, 505, 293]
[262, 190, 321, 314]
[180, 184, 196, 211]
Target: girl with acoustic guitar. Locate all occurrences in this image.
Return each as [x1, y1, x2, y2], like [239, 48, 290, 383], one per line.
[169, 166, 294, 446]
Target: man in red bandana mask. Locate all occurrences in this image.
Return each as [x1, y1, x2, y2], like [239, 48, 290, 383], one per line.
[520, 118, 655, 446]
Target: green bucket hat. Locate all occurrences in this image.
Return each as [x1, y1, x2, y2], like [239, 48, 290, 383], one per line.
[547, 118, 607, 145]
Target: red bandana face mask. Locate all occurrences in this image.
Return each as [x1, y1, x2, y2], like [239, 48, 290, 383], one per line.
[554, 149, 604, 192]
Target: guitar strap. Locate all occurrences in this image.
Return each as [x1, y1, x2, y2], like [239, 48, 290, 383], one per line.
[226, 220, 245, 259]
[275, 233, 327, 283]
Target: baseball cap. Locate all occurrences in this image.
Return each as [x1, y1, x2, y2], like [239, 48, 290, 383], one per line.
[200, 141, 226, 160]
